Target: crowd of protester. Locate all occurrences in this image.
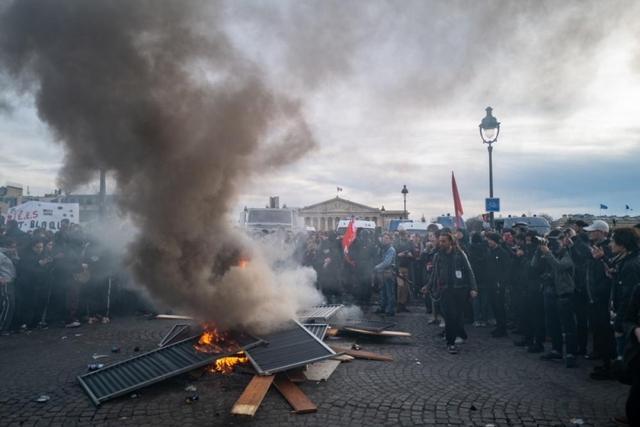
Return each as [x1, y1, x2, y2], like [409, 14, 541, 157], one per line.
[299, 219, 640, 425]
[3, 215, 639, 424]
[0, 219, 145, 332]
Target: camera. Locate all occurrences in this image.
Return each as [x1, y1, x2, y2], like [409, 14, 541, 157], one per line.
[533, 236, 547, 245]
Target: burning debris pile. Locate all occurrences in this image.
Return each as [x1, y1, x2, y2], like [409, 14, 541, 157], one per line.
[193, 327, 249, 374]
[77, 305, 411, 416]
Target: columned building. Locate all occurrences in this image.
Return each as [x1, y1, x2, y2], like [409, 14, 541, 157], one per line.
[299, 197, 406, 231]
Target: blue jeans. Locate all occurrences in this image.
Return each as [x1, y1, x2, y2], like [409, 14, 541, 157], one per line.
[380, 273, 396, 315]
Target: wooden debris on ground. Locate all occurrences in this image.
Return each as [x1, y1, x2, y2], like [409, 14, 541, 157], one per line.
[273, 375, 317, 414]
[329, 346, 394, 362]
[325, 327, 339, 337]
[331, 354, 355, 362]
[341, 327, 412, 337]
[231, 375, 274, 417]
[155, 314, 194, 321]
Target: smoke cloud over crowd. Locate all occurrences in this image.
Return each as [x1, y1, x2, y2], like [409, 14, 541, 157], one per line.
[0, 0, 320, 333]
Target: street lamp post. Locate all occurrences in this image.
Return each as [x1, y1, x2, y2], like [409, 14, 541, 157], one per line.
[479, 107, 500, 228]
[401, 185, 409, 219]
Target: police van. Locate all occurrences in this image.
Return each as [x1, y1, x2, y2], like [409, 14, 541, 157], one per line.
[335, 219, 376, 236]
[495, 216, 551, 236]
[240, 207, 302, 233]
[397, 221, 443, 237]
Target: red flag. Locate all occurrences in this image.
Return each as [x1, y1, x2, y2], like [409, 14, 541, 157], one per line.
[342, 217, 357, 256]
[452, 172, 464, 228]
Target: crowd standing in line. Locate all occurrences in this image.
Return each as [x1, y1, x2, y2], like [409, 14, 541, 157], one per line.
[0, 218, 147, 333]
[298, 219, 640, 426]
[2, 216, 640, 425]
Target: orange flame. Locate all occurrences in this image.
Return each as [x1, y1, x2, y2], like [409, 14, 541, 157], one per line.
[238, 259, 249, 269]
[194, 325, 239, 354]
[212, 353, 249, 374]
[194, 325, 248, 374]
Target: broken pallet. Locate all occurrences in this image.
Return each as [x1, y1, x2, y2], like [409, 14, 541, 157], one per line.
[274, 375, 317, 414]
[341, 327, 412, 337]
[329, 346, 394, 362]
[231, 375, 275, 416]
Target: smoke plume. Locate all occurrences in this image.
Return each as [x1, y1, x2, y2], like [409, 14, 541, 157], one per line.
[0, 0, 320, 333]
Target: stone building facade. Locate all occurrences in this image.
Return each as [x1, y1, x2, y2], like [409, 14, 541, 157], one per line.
[299, 197, 406, 231]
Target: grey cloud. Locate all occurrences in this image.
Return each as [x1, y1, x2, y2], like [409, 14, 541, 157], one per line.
[224, 0, 638, 118]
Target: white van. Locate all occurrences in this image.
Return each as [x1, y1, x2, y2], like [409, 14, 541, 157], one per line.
[335, 219, 376, 236]
[397, 221, 442, 236]
[240, 207, 301, 233]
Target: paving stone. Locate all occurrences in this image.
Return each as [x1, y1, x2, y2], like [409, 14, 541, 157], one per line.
[0, 310, 628, 426]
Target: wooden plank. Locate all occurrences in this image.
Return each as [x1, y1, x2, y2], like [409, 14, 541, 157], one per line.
[231, 375, 274, 416]
[331, 354, 355, 362]
[377, 330, 412, 337]
[303, 359, 341, 381]
[273, 375, 317, 414]
[325, 327, 339, 337]
[329, 346, 393, 362]
[155, 314, 194, 320]
[342, 327, 411, 337]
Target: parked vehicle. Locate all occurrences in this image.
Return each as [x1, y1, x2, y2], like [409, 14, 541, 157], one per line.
[495, 216, 551, 236]
[397, 221, 442, 236]
[240, 208, 302, 233]
[387, 218, 412, 232]
[335, 219, 376, 236]
[434, 214, 466, 230]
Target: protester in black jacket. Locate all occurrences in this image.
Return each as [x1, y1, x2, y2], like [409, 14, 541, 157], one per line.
[568, 228, 592, 356]
[621, 283, 640, 426]
[516, 232, 546, 352]
[0, 239, 17, 331]
[485, 233, 511, 337]
[427, 232, 477, 354]
[395, 231, 414, 312]
[468, 232, 490, 327]
[420, 232, 440, 321]
[584, 220, 616, 379]
[317, 233, 341, 303]
[14, 239, 52, 329]
[610, 228, 640, 363]
[533, 229, 578, 368]
[350, 229, 377, 306]
[509, 233, 529, 336]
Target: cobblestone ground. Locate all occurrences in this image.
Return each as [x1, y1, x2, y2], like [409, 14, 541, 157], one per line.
[0, 308, 628, 427]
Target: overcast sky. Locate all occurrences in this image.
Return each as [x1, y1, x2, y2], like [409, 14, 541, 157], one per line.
[1, 0, 639, 221]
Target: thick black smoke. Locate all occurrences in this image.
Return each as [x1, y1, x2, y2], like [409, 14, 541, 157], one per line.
[0, 0, 320, 332]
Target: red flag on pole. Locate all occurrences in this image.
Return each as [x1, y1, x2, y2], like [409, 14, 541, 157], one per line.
[342, 217, 357, 257]
[452, 172, 464, 228]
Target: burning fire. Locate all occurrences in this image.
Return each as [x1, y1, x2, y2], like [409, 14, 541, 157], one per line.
[238, 259, 249, 269]
[212, 353, 249, 374]
[194, 325, 249, 374]
[194, 325, 239, 354]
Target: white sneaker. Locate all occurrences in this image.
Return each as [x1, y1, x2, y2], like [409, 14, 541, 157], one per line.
[65, 321, 81, 328]
[455, 337, 466, 344]
[439, 320, 446, 328]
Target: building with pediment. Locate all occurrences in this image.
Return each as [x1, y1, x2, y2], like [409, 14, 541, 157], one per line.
[299, 197, 407, 231]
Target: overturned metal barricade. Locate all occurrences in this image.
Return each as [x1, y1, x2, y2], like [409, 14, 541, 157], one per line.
[78, 334, 262, 406]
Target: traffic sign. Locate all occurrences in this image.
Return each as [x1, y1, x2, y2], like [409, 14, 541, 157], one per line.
[485, 198, 500, 212]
